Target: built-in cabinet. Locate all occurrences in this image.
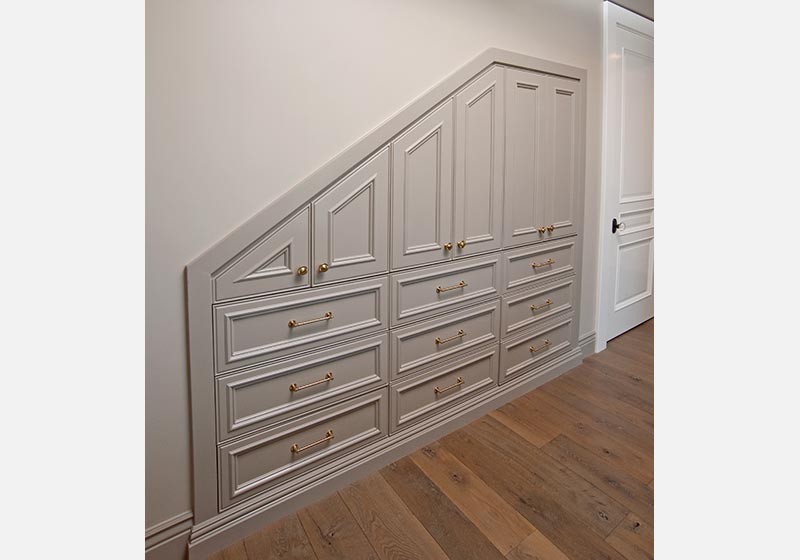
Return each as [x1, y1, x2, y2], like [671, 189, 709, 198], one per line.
[187, 52, 586, 560]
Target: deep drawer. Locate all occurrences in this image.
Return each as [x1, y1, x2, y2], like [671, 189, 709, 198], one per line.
[390, 300, 499, 379]
[216, 334, 388, 441]
[502, 238, 576, 293]
[390, 254, 500, 326]
[218, 389, 388, 508]
[501, 277, 575, 338]
[390, 345, 498, 433]
[499, 315, 575, 384]
[214, 277, 388, 373]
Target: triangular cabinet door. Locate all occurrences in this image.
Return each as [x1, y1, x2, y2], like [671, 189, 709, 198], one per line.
[312, 148, 390, 284]
[213, 208, 311, 301]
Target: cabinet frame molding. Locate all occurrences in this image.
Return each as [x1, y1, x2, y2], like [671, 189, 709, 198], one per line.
[186, 48, 587, 557]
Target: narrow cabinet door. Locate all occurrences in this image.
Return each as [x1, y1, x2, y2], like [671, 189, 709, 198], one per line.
[453, 66, 504, 257]
[503, 68, 548, 247]
[313, 148, 389, 284]
[543, 75, 581, 239]
[391, 100, 454, 270]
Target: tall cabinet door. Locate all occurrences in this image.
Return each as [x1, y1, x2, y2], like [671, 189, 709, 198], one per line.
[543, 75, 581, 239]
[391, 100, 454, 269]
[503, 68, 548, 248]
[453, 66, 504, 258]
[313, 148, 390, 285]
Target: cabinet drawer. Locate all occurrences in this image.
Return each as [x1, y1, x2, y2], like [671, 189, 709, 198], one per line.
[501, 278, 574, 338]
[216, 334, 388, 441]
[391, 254, 500, 326]
[390, 300, 499, 379]
[502, 238, 575, 293]
[499, 315, 575, 384]
[218, 389, 388, 508]
[214, 277, 388, 373]
[390, 345, 498, 433]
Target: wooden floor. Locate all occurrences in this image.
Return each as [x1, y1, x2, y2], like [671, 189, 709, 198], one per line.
[212, 320, 654, 560]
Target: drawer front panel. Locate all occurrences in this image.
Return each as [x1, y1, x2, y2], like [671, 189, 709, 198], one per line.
[501, 278, 574, 338]
[215, 277, 388, 373]
[219, 389, 388, 508]
[216, 334, 389, 441]
[391, 254, 500, 326]
[499, 315, 575, 384]
[503, 238, 575, 293]
[390, 345, 498, 433]
[390, 300, 499, 379]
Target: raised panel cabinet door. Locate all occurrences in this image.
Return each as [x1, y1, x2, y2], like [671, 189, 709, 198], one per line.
[313, 148, 390, 284]
[543, 75, 580, 239]
[503, 69, 547, 248]
[391, 100, 454, 270]
[214, 207, 311, 301]
[453, 66, 504, 257]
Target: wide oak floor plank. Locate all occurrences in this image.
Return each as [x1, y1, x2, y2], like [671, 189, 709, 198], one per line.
[505, 531, 571, 560]
[606, 513, 654, 560]
[207, 541, 248, 560]
[338, 473, 449, 560]
[297, 492, 378, 560]
[410, 442, 537, 556]
[242, 514, 317, 560]
[381, 456, 507, 560]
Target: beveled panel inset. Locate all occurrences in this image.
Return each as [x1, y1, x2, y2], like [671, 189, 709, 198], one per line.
[502, 237, 575, 293]
[499, 315, 575, 384]
[501, 278, 574, 338]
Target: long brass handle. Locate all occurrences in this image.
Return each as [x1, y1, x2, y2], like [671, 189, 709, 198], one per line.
[434, 376, 464, 395]
[291, 430, 334, 454]
[288, 311, 333, 328]
[435, 329, 465, 345]
[531, 258, 555, 269]
[530, 299, 553, 311]
[457, 240, 467, 249]
[547, 224, 556, 232]
[289, 372, 334, 392]
[530, 339, 552, 353]
[436, 280, 467, 294]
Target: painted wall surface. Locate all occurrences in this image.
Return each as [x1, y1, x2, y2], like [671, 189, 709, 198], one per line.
[146, 0, 615, 537]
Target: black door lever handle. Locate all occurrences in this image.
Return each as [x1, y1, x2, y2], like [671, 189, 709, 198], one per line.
[612, 217, 623, 234]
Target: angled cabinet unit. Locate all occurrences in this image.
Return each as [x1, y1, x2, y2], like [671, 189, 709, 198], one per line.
[214, 208, 311, 301]
[313, 148, 390, 284]
[503, 70, 582, 246]
[391, 100, 454, 270]
[453, 66, 505, 257]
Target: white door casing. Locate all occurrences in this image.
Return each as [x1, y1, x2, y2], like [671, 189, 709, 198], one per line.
[597, 1, 654, 349]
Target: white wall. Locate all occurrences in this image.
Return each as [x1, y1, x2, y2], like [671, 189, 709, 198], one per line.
[146, 0, 606, 536]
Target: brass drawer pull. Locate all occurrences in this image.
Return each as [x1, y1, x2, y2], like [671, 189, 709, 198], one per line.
[289, 372, 334, 392]
[531, 258, 555, 269]
[291, 430, 334, 454]
[530, 339, 552, 353]
[547, 224, 556, 232]
[434, 376, 464, 395]
[435, 329, 465, 345]
[288, 311, 333, 328]
[436, 280, 467, 294]
[530, 299, 553, 311]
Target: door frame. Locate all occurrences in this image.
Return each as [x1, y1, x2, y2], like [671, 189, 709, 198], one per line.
[596, 1, 654, 351]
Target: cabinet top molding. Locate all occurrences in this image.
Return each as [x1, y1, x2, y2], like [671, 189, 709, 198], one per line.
[186, 48, 587, 278]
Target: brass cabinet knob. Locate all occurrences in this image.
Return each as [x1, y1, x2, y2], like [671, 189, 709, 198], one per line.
[443, 242, 453, 251]
[457, 240, 466, 249]
[538, 226, 546, 234]
[318, 263, 330, 273]
[547, 224, 555, 232]
[296, 265, 309, 276]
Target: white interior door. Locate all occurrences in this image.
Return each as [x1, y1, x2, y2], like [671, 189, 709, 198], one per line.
[598, 2, 654, 348]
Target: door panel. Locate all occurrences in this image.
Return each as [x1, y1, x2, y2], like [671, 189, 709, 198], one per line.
[453, 66, 504, 257]
[599, 2, 654, 346]
[544, 76, 580, 238]
[391, 101, 454, 269]
[503, 69, 547, 247]
[313, 148, 389, 284]
[214, 207, 311, 301]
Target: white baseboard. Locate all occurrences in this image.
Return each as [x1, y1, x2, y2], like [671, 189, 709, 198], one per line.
[187, 348, 583, 559]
